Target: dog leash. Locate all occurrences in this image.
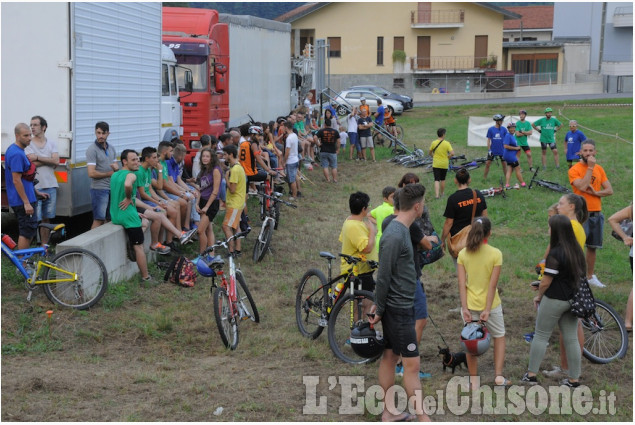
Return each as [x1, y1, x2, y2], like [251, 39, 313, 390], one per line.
[427, 313, 451, 350]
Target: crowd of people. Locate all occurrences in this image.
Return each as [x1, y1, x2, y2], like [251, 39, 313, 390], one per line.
[4, 104, 632, 420]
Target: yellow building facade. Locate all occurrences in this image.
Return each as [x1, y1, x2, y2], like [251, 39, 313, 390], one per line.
[286, 2, 518, 75]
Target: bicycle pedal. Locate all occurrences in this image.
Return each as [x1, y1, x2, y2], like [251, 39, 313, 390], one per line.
[318, 318, 328, 327]
[27, 290, 33, 302]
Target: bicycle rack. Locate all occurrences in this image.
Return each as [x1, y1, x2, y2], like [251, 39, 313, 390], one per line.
[319, 88, 412, 155]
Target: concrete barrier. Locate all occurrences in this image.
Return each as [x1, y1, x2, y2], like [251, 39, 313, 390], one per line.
[57, 223, 155, 283]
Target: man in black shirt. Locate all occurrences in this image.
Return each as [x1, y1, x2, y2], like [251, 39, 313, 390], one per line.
[316, 118, 340, 183]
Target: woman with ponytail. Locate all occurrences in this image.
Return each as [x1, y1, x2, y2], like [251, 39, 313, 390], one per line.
[457, 216, 508, 388]
[522, 214, 586, 387]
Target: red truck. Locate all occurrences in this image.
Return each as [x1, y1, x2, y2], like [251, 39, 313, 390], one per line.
[163, 6, 229, 155]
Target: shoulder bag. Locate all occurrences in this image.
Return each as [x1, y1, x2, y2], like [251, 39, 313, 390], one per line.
[569, 276, 596, 319]
[447, 190, 477, 258]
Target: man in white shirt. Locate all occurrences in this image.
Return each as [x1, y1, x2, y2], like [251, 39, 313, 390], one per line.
[347, 107, 360, 160]
[281, 120, 300, 200]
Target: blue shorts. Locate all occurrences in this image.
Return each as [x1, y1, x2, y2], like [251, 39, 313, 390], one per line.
[90, 188, 110, 221]
[414, 280, 428, 320]
[320, 152, 338, 169]
[286, 161, 299, 183]
[36, 187, 57, 221]
[348, 132, 360, 151]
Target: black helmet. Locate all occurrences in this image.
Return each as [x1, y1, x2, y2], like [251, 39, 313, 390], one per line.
[460, 322, 491, 356]
[350, 321, 385, 358]
[493, 114, 505, 121]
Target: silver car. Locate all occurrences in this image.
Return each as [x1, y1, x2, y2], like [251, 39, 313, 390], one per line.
[331, 90, 404, 116]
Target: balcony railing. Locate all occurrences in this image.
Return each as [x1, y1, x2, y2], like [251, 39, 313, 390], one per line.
[411, 55, 497, 71]
[613, 6, 633, 27]
[411, 9, 464, 26]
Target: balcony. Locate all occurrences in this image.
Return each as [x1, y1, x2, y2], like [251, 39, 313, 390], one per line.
[410, 55, 497, 72]
[410, 9, 464, 28]
[613, 6, 633, 28]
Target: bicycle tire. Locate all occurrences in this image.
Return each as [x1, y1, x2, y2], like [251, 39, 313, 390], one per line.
[394, 124, 404, 142]
[252, 220, 274, 262]
[295, 269, 329, 339]
[273, 203, 281, 230]
[372, 132, 385, 147]
[213, 287, 239, 350]
[327, 289, 381, 364]
[540, 181, 571, 193]
[582, 300, 628, 364]
[236, 271, 260, 323]
[42, 248, 108, 310]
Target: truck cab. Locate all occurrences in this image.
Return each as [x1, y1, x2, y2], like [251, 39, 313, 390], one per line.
[163, 7, 229, 153]
[161, 44, 184, 143]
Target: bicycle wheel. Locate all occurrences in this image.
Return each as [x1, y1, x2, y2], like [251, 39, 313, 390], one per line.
[252, 219, 274, 262]
[295, 269, 329, 339]
[328, 289, 381, 364]
[372, 132, 385, 147]
[42, 248, 108, 310]
[273, 203, 281, 230]
[582, 300, 628, 364]
[236, 271, 259, 323]
[394, 124, 404, 142]
[213, 287, 239, 350]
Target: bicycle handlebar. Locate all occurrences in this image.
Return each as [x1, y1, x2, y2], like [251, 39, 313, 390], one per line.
[450, 155, 466, 161]
[258, 193, 297, 209]
[202, 229, 251, 255]
[338, 253, 378, 269]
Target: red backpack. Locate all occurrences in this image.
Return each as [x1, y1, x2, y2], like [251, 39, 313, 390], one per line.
[163, 256, 196, 287]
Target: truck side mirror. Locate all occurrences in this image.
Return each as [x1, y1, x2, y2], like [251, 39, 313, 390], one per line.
[184, 69, 193, 93]
[214, 63, 227, 94]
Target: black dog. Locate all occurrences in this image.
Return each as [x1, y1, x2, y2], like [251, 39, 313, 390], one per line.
[438, 346, 467, 373]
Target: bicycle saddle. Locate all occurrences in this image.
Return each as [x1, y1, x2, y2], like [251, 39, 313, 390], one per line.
[319, 251, 337, 260]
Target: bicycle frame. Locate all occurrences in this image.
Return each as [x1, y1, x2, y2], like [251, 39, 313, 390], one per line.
[2, 242, 81, 285]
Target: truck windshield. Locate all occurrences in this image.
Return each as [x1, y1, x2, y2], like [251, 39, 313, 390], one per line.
[175, 54, 207, 92]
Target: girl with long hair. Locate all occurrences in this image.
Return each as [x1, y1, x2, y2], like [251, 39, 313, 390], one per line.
[195, 148, 224, 255]
[458, 216, 508, 388]
[522, 214, 586, 387]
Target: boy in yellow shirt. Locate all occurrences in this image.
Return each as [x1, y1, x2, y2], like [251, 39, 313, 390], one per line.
[222, 144, 246, 255]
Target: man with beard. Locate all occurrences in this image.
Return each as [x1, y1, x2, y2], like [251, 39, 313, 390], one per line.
[568, 139, 613, 288]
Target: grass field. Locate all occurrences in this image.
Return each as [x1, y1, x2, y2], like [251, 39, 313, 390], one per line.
[1, 98, 633, 421]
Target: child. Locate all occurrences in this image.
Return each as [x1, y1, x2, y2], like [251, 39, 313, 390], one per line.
[457, 216, 508, 388]
[338, 125, 348, 156]
[503, 122, 526, 188]
[369, 186, 396, 253]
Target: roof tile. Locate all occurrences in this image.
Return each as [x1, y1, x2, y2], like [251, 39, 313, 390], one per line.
[503, 5, 554, 30]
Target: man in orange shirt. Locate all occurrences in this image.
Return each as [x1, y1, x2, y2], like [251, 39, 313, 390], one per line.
[239, 125, 275, 195]
[568, 139, 613, 288]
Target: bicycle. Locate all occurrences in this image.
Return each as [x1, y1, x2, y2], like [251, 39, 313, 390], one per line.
[479, 177, 507, 198]
[296, 252, 380, 364]
[256, 168, 286, 229]
[1, 223, 108, 310]
[372, 122, 404, 147]
[252, 192, 297, 262]
[197, 230, 259, 350]
[528, 168, 571, 193]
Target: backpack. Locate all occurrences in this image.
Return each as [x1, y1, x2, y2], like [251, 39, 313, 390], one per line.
[163, 256, 196, 287]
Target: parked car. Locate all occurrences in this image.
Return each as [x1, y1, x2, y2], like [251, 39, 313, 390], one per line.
[348, 85, 413, 110]
[328, 90, 404, 117]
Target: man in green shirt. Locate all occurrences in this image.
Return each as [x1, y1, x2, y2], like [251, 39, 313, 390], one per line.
[110, 149, 151, 282]
[514, 109, 534, 171]
[532, 107, 562, 170]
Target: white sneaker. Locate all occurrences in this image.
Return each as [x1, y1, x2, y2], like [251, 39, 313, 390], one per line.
[587, 275, 606, 288]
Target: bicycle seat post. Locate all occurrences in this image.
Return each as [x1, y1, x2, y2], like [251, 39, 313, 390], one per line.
[326, 257, 333, 282]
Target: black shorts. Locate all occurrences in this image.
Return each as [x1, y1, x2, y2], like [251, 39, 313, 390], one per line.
[506, 160, 520, 168]
[382, 305, 419, 358]
[199, 198, 220, 221]
[349, 271, 375, 292]
[520, 145, 531, 152]
[125, 227, 144, 245]
[433, 167, 448, 181]
[13, 203, 38, 239]
[487, 152, 504, 161]
[540, 142, 557, 151]
[386, 122, 396, 127]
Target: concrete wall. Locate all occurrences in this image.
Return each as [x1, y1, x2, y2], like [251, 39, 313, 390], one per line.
[291, 2, 506, 75]
[57, 223, 155, 284]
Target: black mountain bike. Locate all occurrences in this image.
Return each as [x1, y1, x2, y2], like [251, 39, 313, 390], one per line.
[528, 168, 571, 193]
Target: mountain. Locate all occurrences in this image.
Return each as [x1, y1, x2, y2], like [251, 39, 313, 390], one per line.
[162, 2, 306, 20]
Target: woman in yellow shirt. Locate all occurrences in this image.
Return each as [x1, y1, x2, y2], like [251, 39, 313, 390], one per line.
[429, 128, 454, 199]
[458, 216, 508, 388]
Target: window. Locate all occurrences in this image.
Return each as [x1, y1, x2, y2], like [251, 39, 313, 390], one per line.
[162, 63, 170, 96]
[169, 65, 177, 96]
[394, 36, 404, 51]
[377, 36, 384, 65]
[328, 37, 341, 58]
[393, 78, 405, 88]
